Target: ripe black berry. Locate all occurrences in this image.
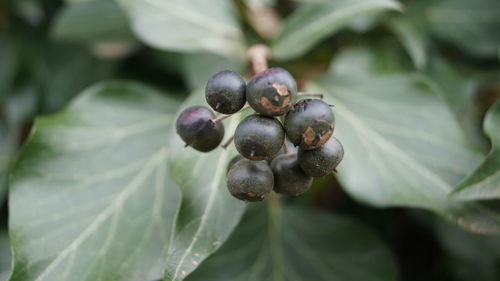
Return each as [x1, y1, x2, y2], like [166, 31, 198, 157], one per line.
[298, 136, 344, 177]
[246, 67, 297, 116]
[271, 154, 312, 196]
[227, 159, 273, 201]
[266, 140, 297, 163]
[284, 99, 335, 150]
[176, 106, 224, 152]
[205, 70, 246, 114]
[234, 114, 285, 160]
[226, 155, 244, 174]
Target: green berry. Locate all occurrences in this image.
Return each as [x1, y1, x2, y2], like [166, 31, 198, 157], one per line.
[227, 159, 274, 201]
[234, 114, 285, 160]
[284, 99, 335, 150]
[271, 153, 312, 196]
[298, 136, 344, 177]
[246, 67, 297, 116]
[205, 70, 246, 114]
[176, 106, 224, 152]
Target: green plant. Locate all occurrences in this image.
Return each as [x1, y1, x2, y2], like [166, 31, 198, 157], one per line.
[1, 0, 499, 280]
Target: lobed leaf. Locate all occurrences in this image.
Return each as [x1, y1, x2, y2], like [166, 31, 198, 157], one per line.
[9, 81, 182, 281]
[186, 204, 397, 281]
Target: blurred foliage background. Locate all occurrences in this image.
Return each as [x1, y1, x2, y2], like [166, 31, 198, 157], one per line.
[0, 0, 499, 280]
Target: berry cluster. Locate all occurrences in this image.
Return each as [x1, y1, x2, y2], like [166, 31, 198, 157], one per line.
[176, 67, 344, 202]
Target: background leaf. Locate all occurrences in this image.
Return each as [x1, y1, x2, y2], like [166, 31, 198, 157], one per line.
[165, 91, 246, 281]
[271, 0, 401, 60]
[450, 102, 500, 200]
[9, 81, 182, 281]
[117, 0, 246, 59]
[426, 0, 500, 58]
[386, 16, 427, 70]
[186, 204, 397, 281]
[0, 232, 11, 281]
[51, 0, 135, 45]
[307, 67, 500, 233]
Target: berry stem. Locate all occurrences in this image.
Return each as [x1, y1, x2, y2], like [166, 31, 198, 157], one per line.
[283, 139, 289, 155]
[210, 104, 251, 125]
[297, 92, 324, 99]
[221, 134, 234, 149]
[247, 44, 271, 75]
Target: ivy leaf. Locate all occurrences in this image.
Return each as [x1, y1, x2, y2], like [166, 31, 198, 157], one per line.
[52, 0, 135, 45]
[272, 0, 401, 60]
[0, 232, 11, 281]
[308, 72, 500, 234]
[449, 103, 500, 200]
[9, 81, 182, 281]
[165, 91, 246, 281]
[186, 204, 397, 281]
[426, 0, 500, 58]
[386, 16, 427, 70]
[117, 0, 246, 59]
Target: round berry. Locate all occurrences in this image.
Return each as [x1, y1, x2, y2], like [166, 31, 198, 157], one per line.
[227, 159, 273, 202]
[226, 155, 244, 174]
[284, 99, 335, 150]
[298, 136, 344, 177]
[271, 153, 312, 196]
[205, 70, 246, 114]
[246, 67, 297, 116]
[267, 140, 297, 164]
[176, 106, 224, 152]
[234, 114, 285, 160]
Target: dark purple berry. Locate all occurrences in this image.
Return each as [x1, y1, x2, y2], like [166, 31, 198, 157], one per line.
[246, 67, 297, 116]
[176, 106, 224, 152]
[227, 159, 273, 202]
[271, 153, 312, 196]
[226, 155, 244, 174]
[298, 136, 344, 177]
[284, 99, 335, 150]
[234, 114, 285, 160]
[205, 70, 246, 114]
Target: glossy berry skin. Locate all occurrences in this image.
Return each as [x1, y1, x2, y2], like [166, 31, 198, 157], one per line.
[227, 159, 274, 202]
[234, 114, 285, 160]
[271, 154, 312, 196]
[246, 67, 297, 116]
[285, 99, 335, 150]
[205, 70, 246, 114]
[226, 155, 244, 174]
[298, 136, 344, 177]
[176, 106, 224, 152]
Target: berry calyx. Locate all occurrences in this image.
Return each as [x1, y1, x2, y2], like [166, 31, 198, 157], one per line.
[205, 70, 247, 114]
[284, 99, 335, 150]
[176, 106, 224, 152]
[246, 67, 297, 116]
[298, 136, 344, 177]
[227, 159, 274, 201]
[234, 114, 285, 160]
[271, 153, 312, 196]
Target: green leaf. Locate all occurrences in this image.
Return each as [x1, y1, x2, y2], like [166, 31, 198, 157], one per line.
[52, 0, 136, 45]
[450, 103, 500, 200]
[271, 0, 402, 60]
[307, 72, 500, 234]
[186, 204, 397, 281]
[386, 16, 427, 70]
[426, 0, 500, 58]
[0, 232, 11, 281]
[180, 53, 245, 91]
[117, 0, 245, 59]
[165, 91, 246, 281]
[9, 81, 182, 281]
[435, 219, 500, 281]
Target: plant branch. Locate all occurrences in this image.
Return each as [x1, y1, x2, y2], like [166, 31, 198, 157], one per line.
[221, 134, 235, 149]
[247, 44, 271, 75]
[210, 105, 250, 125]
